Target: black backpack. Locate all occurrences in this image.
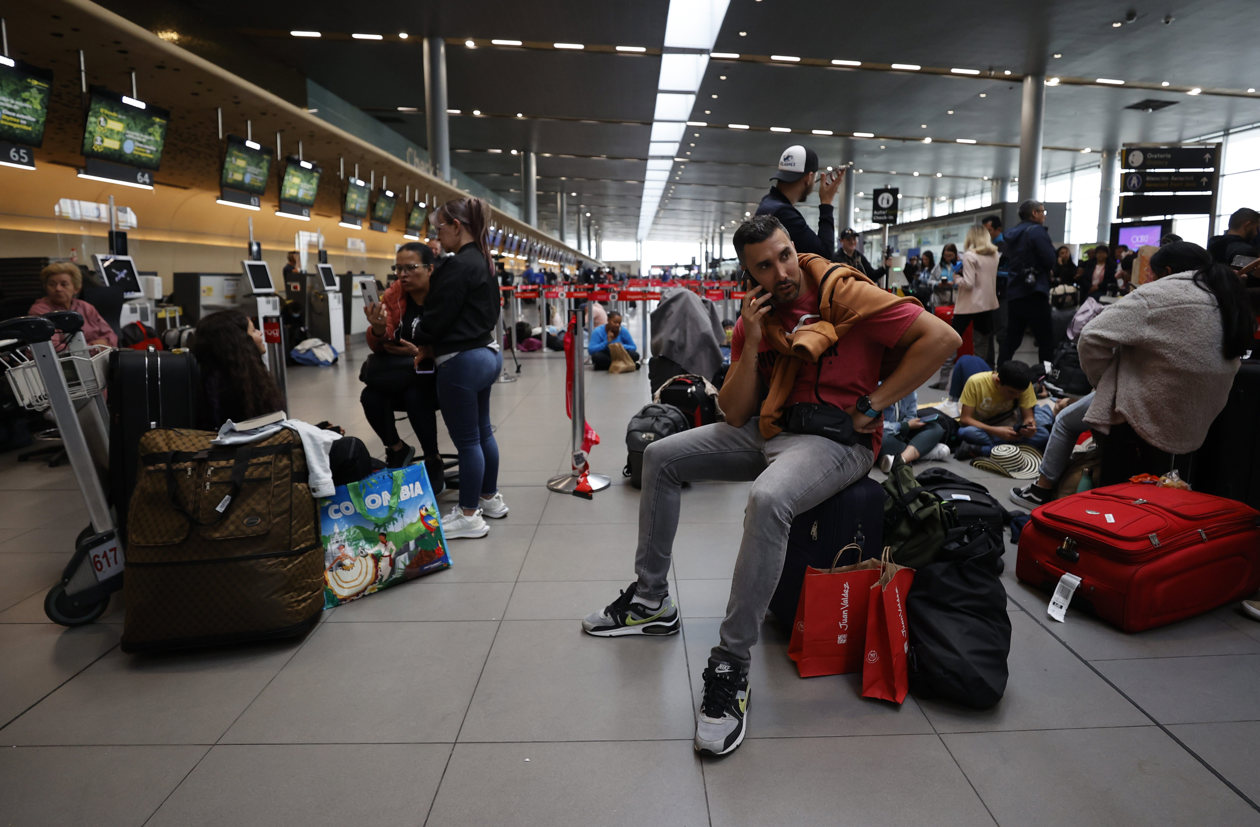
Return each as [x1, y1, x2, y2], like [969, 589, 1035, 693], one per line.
[1044, 340, 1092, 397]
[907, 522, 1012, 709]
[914, 467, 1009, 543]
[623, 403, 690, 488]
[916, 406, 961, 449]
[654, 374, 719, 429]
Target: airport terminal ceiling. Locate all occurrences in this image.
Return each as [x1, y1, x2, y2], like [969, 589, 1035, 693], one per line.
[25, 0, 1260, 246]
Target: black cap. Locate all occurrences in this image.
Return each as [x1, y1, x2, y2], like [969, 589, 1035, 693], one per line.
[840, 228, 859, 239]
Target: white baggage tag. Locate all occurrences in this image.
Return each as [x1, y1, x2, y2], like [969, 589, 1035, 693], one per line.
[1047, 573, 1082, 622]
[949, 493, 972, 501]
[216, 495, 233, 513]
[1104, 513, 1115, 523]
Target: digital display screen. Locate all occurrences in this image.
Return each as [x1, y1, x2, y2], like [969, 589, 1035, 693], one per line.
[241, 260, 274, 293]
[220, 136, 272, 195]
[405, 204, 428, 235]
[81, 87, 169, 170]
[371, 191, 396, 224]
[93, 254, 142, 295]
[0, 60, 52, 147]
[1117, 224, 1164, 250]
[316, 263, 338, 292]
[279, 157, 320, 206]
[343, 179, 369, 217]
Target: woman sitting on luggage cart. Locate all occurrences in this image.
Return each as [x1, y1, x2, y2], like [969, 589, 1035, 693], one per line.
[362, 241, 447, 491]
[28, 262, 117, 349]
[1077, 241, 1255, 486]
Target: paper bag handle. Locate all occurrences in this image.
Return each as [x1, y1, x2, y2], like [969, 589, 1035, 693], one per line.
[828, 542, 863, 570]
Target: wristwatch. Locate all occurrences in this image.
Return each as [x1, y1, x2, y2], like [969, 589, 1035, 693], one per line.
[856, 395, 880, 419]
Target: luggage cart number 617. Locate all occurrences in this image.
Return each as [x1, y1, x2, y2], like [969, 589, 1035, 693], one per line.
[89, 538, 124, 581]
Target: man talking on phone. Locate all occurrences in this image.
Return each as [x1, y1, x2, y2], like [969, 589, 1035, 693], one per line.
[582, 216, 959, 756]
[755, 144, 843, 259]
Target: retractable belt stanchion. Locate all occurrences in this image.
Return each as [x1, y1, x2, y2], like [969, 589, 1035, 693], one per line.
[496, 290, 518, 383]
[547, 305, 610, 498]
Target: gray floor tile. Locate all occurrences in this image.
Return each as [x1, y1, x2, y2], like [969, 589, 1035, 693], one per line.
[0, 588, 121, 624]
[539, 480, 643, 523]
[504, 579, 631, 620]
[0, 623, 119, 729]
[1, 641, 299, 745]
[0, 524, 90, 554]
[0, 552, 65, 614]
[460, 620, 695, 742]
[1221, 605, 1260, 644]
[703, 734, 992, 826]
[427, 741, 708, 827]
[222, 620, 497, 743]
[1093, 653, 1260, 724]
[326, 578, 513, 622]
[1020, 602, 1260, 662]
[944, 727, 1259, 825]
[683, 617, 935, 739]
[918, 611, 1148, 733]
[669, 521, 744, 580]
[518, 524, 638, 581]
[148, 743, 451, 826]
[0, 488, 88, 530]
[0, 745, 209, 827]
[476, 483, 551, 524]
[675, 578, 733, 618]
[1167, 721, 1260, 805]
[434, 529, 533, 582]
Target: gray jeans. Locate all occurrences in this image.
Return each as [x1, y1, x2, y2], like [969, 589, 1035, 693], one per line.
[1041, 392, 1095, 483]
[635, 417, 874, 670]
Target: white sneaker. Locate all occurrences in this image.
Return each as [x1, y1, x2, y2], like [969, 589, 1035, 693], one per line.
[924, 443, 952, 462]
[441, 506, 489, 539]
[479, 492, 510, 519]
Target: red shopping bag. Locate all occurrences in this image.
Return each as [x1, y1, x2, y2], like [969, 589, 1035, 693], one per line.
[787, 544, 882, 678]
[861, 548, 915, 704]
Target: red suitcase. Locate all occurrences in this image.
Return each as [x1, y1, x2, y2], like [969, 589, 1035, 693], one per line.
[931, 305, 973, 356]
[1015, 483, 1260, 632]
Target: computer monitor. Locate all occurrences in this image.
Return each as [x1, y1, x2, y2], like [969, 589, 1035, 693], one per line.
[316, 263, 339, 293]
[240, 260, 275, 295]
[92, 253, 143, 298]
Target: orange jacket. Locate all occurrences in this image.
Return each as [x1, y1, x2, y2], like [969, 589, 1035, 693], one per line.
[757, 254, 922, 439]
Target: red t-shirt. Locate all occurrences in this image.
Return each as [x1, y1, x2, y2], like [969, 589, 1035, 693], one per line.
[731, 288, 923, 454]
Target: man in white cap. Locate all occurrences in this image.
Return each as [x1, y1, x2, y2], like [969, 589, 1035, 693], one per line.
[755, 145, 843, 259]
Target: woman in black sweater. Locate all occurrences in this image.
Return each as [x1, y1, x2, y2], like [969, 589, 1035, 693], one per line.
[413, 197, 508, 539]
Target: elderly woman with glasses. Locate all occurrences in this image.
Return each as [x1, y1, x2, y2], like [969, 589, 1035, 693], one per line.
[361, 241, 447, 494]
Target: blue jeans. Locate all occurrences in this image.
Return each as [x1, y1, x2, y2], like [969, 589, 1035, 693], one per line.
[958, 404, 1053, 454]
[436, 347, 502, 510]
[1040, 392, 1094, 482]
[635, 418, 873, 670]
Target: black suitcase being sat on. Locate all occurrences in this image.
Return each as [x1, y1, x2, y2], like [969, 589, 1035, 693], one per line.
[768, 476, 885, 624]
[1192, 360, 1260, 510]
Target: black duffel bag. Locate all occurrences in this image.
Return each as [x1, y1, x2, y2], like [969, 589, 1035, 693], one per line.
[906, 522, 1012, 709]
[914, 467, 1009, 543]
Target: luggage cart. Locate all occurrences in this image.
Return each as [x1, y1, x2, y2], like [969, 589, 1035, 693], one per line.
[0, 312, 119, 625]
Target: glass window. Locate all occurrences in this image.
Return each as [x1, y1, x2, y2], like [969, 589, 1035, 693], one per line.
[1069, 167, 1102, 245]
[1223, 127, 1260, 176]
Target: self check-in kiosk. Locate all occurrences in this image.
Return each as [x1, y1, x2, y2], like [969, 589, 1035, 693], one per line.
[240, 259, 288, 402]
[306, 263, 345, 353]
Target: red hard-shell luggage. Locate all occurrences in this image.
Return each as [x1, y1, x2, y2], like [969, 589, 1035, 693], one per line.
[1015, 483, 1260, 632]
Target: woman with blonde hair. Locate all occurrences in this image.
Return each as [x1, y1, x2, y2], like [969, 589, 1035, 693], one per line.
[956, 225, 1000, 364]
[28, 262, 117, 348]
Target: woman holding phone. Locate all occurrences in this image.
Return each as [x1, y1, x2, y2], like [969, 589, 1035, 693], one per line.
[362, 242, 446, 492]
[408, 196, 508, 539]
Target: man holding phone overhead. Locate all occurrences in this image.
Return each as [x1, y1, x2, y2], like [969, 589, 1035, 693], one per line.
[755, 144, 843, 259]
[582, 215, 959, 756]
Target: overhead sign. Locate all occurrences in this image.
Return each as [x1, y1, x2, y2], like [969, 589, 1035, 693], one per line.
[1121, 172, 1214, 193]
[1117, 194, 1212, 218]
[1121, 146, 1219, 170]
[872, 188, 899, 225]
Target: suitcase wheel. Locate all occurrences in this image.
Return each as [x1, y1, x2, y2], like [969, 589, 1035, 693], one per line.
[44, 582, 109, 627]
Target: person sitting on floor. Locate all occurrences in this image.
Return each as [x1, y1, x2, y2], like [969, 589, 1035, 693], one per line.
[877, 389, 951, 473]
[588, 310, 640, 370]
[956, 359, 1051, 458]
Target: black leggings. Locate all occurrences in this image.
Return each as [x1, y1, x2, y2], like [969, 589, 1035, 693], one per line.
[361, 381, 440, 457]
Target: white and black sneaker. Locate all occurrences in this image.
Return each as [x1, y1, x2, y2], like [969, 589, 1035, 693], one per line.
[694, 661, 750, 757]
[581, 583, 680, 637]
[1009, 483, 1052, 510]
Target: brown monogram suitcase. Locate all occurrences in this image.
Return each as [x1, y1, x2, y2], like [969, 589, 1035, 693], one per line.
[121, 427, 324, 652]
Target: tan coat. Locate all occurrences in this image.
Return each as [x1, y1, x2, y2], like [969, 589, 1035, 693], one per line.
[955, 250, 1000, 315]
[1079, 271, 1239, 454]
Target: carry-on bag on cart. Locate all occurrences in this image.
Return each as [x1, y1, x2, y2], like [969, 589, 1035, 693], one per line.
[1015, 483, 1260, 631]
[768, 477, 885, 624]
[122, 427, 324, 652]
[108, 348, 200, 543]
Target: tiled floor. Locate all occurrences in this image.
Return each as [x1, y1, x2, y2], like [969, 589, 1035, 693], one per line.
[2, 313, 1259, 825]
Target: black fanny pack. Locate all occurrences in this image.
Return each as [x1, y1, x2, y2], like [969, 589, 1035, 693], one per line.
[781, 403, 870, 448]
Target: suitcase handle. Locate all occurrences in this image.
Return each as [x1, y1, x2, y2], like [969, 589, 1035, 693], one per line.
[1056, 536, 1079, 562]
